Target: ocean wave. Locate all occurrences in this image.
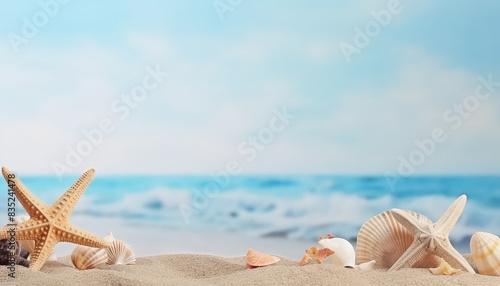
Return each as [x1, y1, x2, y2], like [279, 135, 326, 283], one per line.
[71, 186, 500, 253]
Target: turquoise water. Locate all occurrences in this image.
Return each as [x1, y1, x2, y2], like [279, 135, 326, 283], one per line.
[1, 175, 499, 252]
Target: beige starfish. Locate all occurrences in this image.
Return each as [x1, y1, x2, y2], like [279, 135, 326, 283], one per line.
[0, 167, 110, 270]
[389, 195, 474, 273]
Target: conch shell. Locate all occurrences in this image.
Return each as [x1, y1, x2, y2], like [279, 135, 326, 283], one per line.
[299, 246, 335, 266]
[471, 232, 500, 276]
[318, 237, 355, 267]
[246, 249, 280, 269]
[107, 238, 136, 265]
[430, 258, 461, 275]
[4, 215, 57, 262]
[356, 210, 440, 269]
[0, 240, 29, 267]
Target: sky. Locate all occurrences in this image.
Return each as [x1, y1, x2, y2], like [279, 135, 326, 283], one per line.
[0, 0, 499, 175]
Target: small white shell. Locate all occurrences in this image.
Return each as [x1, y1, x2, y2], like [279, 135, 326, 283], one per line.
[107, 240, 136, 265]
[471, 232, 500, 276]
[71, 245, 108, 270]
[354, 260, 376, 270]
[4, 215, 57, 262]
[318, 237, 355, 267]
[356, 210, 440, 269]
[104, 232, 115, 243]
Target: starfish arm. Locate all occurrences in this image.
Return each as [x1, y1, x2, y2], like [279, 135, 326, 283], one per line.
[389, 240, 428, 271]
[12, 222, 51, 240]
[2, 167, 48, 217]
[435, 240, 475, 273]
[29, 235, 58, 271]
[52, 169, 96, 220]
[435, 195, 467, 236]
[0, 226, 10, 239]
[57, 223, 110, 249]
[390, 209, 424, 234]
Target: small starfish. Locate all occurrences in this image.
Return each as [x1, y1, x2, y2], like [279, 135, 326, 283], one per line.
[389, 195, 474, 273]
[0, 167, 110, 270]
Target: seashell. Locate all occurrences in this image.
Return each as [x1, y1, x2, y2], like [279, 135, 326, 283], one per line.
[299, 246, 335, 266]
[356, 210, 440, 269]
[353, 260, 376, 270]
[0, 240, 29, 267]
[318, 237, 355, 267]
[430, 258, 461, 275]
[71, 245, 108, 270]
[104, 232, 115, 243]
[471, 232, 500, 276]
[246, 248, 280, 269]
[4, 215, 57, 262]
[107, 240, 136, 265]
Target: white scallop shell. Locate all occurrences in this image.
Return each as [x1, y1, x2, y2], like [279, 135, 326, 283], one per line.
[356, 210, 440, 269]
[471, 232, 500, 276]
[4, 215, 57, 262]
[107, 240, 136, 265]
[318, 237, 355, 267]
[71, 245, 108, 270]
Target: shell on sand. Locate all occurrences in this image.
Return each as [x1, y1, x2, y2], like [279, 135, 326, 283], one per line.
[4, 215, 57, 262]
[0, 240, 29, 267]
[430, 258, 461, 275]
[71, 232, 116, 270]
[356, 210, 440, 269]
[318, 237, 355, 267]
[246, 249, 280, 269]
[107, 239, 136, 265]
[71, 245, 108, 270]
[354, 260, 376, 270]
[471, 232, 500, 276]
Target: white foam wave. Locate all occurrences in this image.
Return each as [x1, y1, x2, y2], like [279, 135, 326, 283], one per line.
[75, 187, 500, 253]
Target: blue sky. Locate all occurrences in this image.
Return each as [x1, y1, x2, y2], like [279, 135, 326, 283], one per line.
[0, 0, 499, 175]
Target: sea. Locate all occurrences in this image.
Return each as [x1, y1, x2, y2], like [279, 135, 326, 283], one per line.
[1, 175, 500, 255]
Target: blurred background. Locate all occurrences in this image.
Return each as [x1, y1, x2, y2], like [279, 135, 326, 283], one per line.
[0, 1, 499, 259]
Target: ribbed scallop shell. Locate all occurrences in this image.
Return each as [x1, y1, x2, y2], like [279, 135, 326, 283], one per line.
[246, 249, 280, 269]
[71, 245, 108, 270]
[4, 215, 57, 262]
[318, 238, 355, 267]
[356, 210, 440, 269]
[107, 240, 136, 265]
[471, 232, 500, 276]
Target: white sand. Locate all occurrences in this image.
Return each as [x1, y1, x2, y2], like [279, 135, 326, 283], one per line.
[0, 254, 499, 285]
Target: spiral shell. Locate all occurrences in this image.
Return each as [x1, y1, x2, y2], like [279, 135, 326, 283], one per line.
[107, 240, 136, 265]
[0, 240, 29, 267]
[471, 232, 500, 276]
[318, 237, 355, 267]
[356, 210, 440, 269]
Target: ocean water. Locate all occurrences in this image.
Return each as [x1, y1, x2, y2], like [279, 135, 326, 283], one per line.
[1, 175, 499, 253]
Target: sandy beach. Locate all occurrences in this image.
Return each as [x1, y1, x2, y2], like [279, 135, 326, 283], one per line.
[0, 254, 498, 285]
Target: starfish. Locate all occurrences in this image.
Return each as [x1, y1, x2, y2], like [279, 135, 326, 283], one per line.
[0, 167, 111, 270]
[388, 195, 474, 273]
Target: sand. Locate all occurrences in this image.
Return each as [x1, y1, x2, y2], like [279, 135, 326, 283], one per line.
[0, 254, 499, 286]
